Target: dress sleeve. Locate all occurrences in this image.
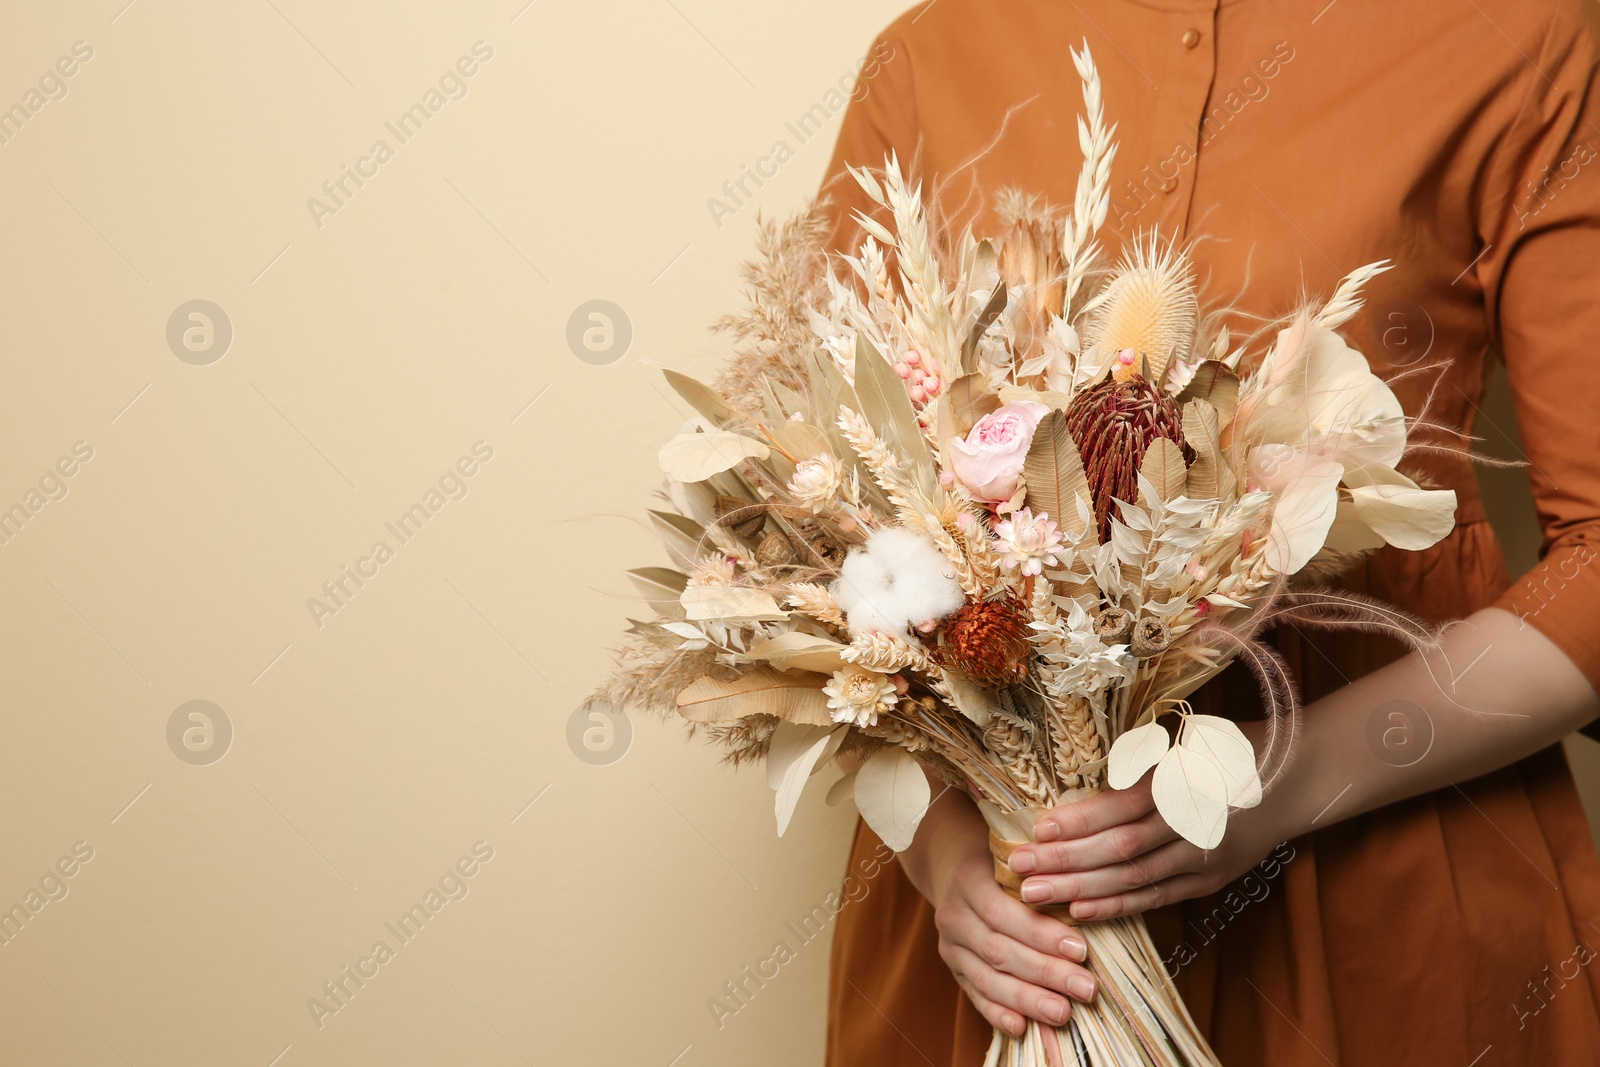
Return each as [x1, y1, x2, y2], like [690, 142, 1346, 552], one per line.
[1479, 0, 1600, 694]
[816, 27, 922, 256]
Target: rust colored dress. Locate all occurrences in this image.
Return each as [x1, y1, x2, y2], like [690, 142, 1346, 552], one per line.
[815, 1, 1600, 1064]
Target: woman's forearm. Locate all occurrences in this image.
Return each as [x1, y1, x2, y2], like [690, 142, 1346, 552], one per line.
[1250, 606, 1600, 842]
[899, 778, 989, 906]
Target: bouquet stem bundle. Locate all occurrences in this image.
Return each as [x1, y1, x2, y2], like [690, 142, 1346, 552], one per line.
[983, 803, 1221, 1067]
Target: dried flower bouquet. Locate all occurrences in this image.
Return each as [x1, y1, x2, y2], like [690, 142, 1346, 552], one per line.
[588, 44, 1456, 1067]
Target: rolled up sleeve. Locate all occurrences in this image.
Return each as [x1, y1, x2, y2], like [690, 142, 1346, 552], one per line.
[1480, 1, 1600, 693]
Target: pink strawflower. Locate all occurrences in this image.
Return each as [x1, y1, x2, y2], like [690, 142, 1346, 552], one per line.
[992, 507, 1065, 576]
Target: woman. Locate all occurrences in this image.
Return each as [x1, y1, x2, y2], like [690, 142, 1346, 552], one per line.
[815, 0, 1600, 1063]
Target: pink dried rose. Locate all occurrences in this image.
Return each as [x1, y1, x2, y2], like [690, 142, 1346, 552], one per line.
[946, 401, 1050, 504]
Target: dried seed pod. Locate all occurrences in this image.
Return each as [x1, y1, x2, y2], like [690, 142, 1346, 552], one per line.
[1130, 617, 1172, 658]
[1094, 607, 1135, 644]
[754, 531, 796, 568]
[796, 522, 846, 567]
[713, 495, 768, 539]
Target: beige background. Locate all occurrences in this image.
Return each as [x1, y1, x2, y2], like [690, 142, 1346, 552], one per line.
[0, 2, 1593, 1065]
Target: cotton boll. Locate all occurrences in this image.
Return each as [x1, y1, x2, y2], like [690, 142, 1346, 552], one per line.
[832, 545, 905, 635]
[831, 528, 966, 638]
[869, 529, 966, 627]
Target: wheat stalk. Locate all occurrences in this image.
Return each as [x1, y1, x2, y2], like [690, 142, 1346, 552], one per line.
[983, 720, 1051, 806]
[782, 582, 848, 630]
[843, 631, 937, 673]
[1062, 41, 1118, 321]
[1314, 259, 1393, 330]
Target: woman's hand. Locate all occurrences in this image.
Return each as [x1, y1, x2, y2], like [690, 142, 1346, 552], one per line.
[898, 785, 1098, 1035]
[931, 845, 1098, 1035]
[1005, 767, 1291, 921]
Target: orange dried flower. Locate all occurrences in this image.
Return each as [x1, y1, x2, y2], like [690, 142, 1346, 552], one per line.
[934, 596, 1033, 687]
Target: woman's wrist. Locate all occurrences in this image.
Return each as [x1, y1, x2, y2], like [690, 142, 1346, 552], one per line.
[900, 783, 987, 907]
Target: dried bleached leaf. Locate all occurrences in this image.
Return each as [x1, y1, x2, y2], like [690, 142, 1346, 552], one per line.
[628, 567, 688, 616]
[663, 369, 735, 426]
[745, 632, 851, 674]
[1349, 483, 1457, 551]
[1138, 437, 1187, 504]
[1023, 409, 1090, 537]
[852, 333, 936, 493]
[826, 768, 857, 806]
[1178, 715, 1261, 808]
[677, 667, 834, 726]
[854, 746, 932, 851]
[1175, 361, 1240, 426]
[771, 723, 846, 834]
[659, 429, 771, 482]
[680, 585, 787, 621]
[1151, 743, 1230, 850]
[1107, 721, 1170, 789]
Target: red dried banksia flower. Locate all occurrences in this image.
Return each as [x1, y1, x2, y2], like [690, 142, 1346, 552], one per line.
[934, 596, 1033, 687]
[1063, 373, 1191, 540]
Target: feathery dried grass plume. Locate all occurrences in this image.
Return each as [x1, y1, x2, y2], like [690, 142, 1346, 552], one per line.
[712, 202, 832, 414]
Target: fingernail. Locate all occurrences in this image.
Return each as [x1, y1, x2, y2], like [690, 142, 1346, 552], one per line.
[1035, 819, 1062, 842]
[1043, 998, 1068, 1024]
[1020, 881, 1052, 903]
[1072, 901, 1098, 921]
[1068, 975, 1096, 1002]
[1059, 936, 1086, 962]
[1008, 850, 1037, 874]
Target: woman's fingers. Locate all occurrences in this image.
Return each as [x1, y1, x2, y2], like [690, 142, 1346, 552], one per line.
[951, 969, 1030, 1037]
[1009, 810, 1178, 876]
[1017, 838, 1201, 906]
[972, 878, 1089, 962]
[945, 943, 1074, 1026]
[943, 900, 1097, 1003]
[1067, 869, 1220, 921]
[1033, 778, 1156, 842]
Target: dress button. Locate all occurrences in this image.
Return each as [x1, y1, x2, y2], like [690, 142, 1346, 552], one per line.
[1182, 28, 1201, 48]
[1159, 176, 1178, 194]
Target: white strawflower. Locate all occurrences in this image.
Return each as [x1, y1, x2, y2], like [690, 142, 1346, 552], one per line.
[788, 453, 844, 511]
[823, 666, 898, 727]
[993, 508, 1065, 576]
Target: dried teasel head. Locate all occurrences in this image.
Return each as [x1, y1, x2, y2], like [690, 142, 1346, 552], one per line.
[1093, 606, 1134, 644]
[1081, 237, 1198, 385]
[1064, 375, 1191, 540]
[933, 596, 1033, 688]
[1130, 617, 1172, 658]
